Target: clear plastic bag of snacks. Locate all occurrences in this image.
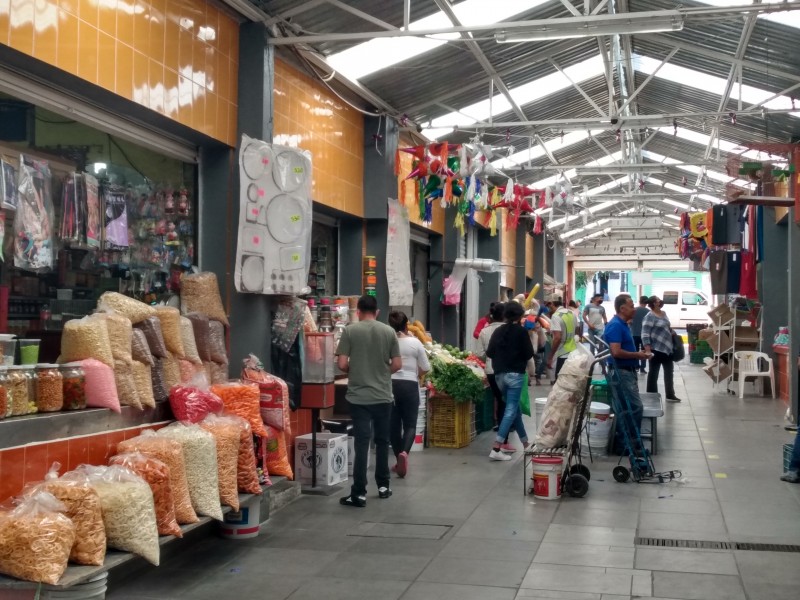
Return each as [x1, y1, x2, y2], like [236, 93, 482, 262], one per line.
[199, 414, 242, 510]
[61, 314, 114, 367]
[155, 307, 184, 358]
[131, 329, 155, 366]
[134, 316, 168, 358]
[169, 382, 223, 424]
[97, 292, 156, 324]
[114, 360, 142, 410]
[208, 320, 227, 363]
[101, 312, 134, 364]
[210, 381, 266, 437]
[81, 358, 121, 413]
[180, 317, 202, 364]
[185, 313, 211, 361]
[180, 272, 229, 325]
[131, 361, 156, 409]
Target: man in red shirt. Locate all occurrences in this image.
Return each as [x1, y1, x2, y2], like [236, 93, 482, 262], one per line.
[473, 302, 497, 339]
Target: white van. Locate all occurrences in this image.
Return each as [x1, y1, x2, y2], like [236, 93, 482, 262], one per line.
[659, 289, 712, 329]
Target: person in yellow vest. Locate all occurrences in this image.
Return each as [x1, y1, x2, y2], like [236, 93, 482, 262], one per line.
[546, 297, 577, 381]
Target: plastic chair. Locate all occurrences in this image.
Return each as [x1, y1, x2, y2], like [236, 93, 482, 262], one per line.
[733, 351, 775, 399]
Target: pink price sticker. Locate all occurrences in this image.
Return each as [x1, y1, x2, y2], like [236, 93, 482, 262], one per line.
[251, 208, 259, 216]
[262, 157, 270, 165]
[252, 236, 260, 245]
[258, 188, 265, 196]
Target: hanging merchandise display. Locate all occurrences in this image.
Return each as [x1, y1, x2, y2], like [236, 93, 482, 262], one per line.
[14, 155, 55, 272]
[235, 135, 313, 295]
[386, 199, 413, 307]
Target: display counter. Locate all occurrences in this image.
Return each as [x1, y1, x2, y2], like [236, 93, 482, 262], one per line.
[773, 345, 791, 405]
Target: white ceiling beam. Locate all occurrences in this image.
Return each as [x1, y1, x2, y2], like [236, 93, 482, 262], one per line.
[604, 216, 664, 229]
[550, 58, 607, 117]
[264, 0, 326, 26]
[559, 0, 584, 18]
[323, 0, 398, 31]
[617, 47, 678, 114]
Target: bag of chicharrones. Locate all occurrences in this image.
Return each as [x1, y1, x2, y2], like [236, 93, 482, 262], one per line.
[0, 490, 76, 584]
[97, 291, 156, 324]
[228, 415, 263, 495]
[199, 414, 242, 510]
[32, 463, 106, 566]
[535, 388, 578, 449]
[61, 464, 160, 565]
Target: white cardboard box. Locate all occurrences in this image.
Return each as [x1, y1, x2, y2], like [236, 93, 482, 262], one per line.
[295, 433, 349, 486]
[347, 436, 371, 476]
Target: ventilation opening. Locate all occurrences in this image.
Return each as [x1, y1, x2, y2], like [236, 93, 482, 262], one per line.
[635, 537, 800, 553]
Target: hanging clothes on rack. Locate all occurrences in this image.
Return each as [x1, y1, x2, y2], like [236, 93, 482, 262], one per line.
[726, 250, 742, 294]
[711, 205, 733, 245]
[756, 205, 764, 263]
[739, 250, 758, 299]
[709, 250, 728, 295]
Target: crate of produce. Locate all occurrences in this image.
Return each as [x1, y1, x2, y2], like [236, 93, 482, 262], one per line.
[474, 387, 495, 434]
[428, 394, 476, 448]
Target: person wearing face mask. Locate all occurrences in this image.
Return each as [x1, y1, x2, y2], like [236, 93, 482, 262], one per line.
[642, 296, 682, 403]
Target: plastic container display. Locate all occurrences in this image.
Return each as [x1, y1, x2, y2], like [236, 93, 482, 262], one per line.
[0, 368, 8, 418]
[18, 339, 40, 365]
[7, 366, 34, 416]
[35, 364, 63, 412]
[302, 333, 335, 383]
[60, 363, 87, 410]
[0, 338, 17, 366]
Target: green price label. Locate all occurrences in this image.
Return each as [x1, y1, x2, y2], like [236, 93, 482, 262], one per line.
[290, 214, 301, 222]
[293, 167, 304, 174]
[291, 253, 301, 262]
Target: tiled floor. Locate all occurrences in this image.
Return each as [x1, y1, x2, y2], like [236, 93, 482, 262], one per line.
[107, 362, 800, 600]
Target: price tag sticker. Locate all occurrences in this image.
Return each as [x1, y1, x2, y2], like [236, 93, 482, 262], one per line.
[291, 253, 300, 262]
[290, 214, 301, 222]
[293, 167, 304, 174]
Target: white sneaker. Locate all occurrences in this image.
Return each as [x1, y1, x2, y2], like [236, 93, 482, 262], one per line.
[489, 449, 512, 461]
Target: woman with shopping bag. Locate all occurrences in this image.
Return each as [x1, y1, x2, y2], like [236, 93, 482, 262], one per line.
[642, 296, 683, 403]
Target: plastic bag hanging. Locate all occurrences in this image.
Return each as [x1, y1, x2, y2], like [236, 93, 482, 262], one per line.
[14, 155, 55, 272]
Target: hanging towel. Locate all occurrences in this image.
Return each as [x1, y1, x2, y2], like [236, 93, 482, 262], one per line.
[739, 250, 757, 299]
[726, 250, 741, 295]
[709, 250, 728, 295]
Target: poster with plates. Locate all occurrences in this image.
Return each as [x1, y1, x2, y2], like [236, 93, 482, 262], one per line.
[235, 135, 312, 295]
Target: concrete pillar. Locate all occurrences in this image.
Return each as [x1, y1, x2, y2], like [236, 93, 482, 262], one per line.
[338, 217, 364, 296]
[515, 228, 527, 296]
[477, 227, 501, 317]
[760, 210, 788, 375]
[429, 206, 461, 346]
[531, 235, 547, 304]
[789, 214, 800, 418]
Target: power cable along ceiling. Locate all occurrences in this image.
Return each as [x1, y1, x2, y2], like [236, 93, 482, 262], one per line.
[228, 0, 800, 257]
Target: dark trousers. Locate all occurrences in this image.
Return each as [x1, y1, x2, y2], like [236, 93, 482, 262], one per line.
[390, 380, 420, 457]
[487, 373, 510, 442]
[349, 402, 391, 497]
[607, 368, 644, 454]
[633, 336, 647, 371]
[647, 350, 675, 399]
[553, 356, 568, 381]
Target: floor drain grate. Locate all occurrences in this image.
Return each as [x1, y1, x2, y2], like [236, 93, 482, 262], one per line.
[635, 537, 800, 553]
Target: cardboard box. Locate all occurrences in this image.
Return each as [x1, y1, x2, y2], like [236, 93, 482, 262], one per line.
[703, 360, 732, 382]
[295, 433, 348, 486]
[735, 326, 760, 343]
[708, 305, 735, 327]
[347, 436, 371, 476]
[707, 332, 733, 355]
[698, 329, 716, 342]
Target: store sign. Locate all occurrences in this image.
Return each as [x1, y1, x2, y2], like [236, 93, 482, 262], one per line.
[386, 198, 413, 307]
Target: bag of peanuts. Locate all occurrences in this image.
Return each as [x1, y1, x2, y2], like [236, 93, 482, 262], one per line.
[61, 314, 114, 367]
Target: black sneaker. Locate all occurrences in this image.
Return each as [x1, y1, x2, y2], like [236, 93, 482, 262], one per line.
[666, 396, 682, 403]
[340, 494, 366, 508]
[378, 487, 392, 499]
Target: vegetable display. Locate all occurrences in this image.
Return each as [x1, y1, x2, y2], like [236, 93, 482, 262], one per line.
[428, 358, 485, 404]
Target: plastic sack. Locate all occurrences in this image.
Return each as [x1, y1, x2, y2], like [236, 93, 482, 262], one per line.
[135, 316, 168, 359]
[34, 465, 106, 566]
[14, 157, 55, 273]
[115, 360, 142, 410]
[102, 312, 134, 364]
[209, 360, 228, 384]
[179, 359, 196, 383]
[118, 431, 198, 524]
[62, 465, 160, 565]
[151, 360, 168, 403]
[210, 381, 267, 437]
[81, 358, 121, 413]
[0, 491, 75, 584]
[231, 416, 262, 495]
[180, 317, 202, 364]
[161, 354, 181, 390]
[131, 329, 155, 366]
[97, 292, 156, 324]
[155, 306, 184, 358]
[535, 388, 579, 449]
[61, 314, 115, 367]
[157, 423, 223, 520]
[169, 384, 223, 423]
[181, 272, 229, 326]
[109, 452, 182, 538]
[131, 360, 156, 408]
[199, 414, 242, 510]
[208, 320, 227, 363]
[185, 313, 211, 361]
[262, 424, 293, 480]
[242, 355, 292, 435]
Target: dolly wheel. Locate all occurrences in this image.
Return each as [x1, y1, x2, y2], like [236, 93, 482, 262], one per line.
[613, 466, 630, 483]
[565, 474, 589, 497]
[570, 464, 591, 481]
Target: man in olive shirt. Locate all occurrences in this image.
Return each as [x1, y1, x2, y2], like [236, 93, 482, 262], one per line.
[336, 295, 402, 507]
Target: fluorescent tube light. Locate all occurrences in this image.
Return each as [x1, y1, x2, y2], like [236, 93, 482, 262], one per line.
[496, 13, 684, 42]
[577, 164, 669, 175]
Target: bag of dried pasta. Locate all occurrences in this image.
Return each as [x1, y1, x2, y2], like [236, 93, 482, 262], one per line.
[181, 317, 202, 364]
[199, 414, 242, 510]
[0, 490, 76, 584]
[115, 359, 142, 410]
[155, 306, 185, 358]
[110, 452, 182, 538]
[33, 463, 106, 566]
[97, 292, 156, 324]
[118, 430, 198, 524]
[62, 465, 160, 566]
[101, 311, 134, 364]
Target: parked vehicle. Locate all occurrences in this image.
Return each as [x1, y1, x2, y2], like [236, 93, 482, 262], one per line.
[658, 289, 712, 329]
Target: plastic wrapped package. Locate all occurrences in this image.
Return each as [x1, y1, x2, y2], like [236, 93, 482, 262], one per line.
[169, 384, 223, 424]
[0, 491, 75, 584]
[109, 452, 182, 538]
[185, 313, 211, 361]
[208, 320, 228, 363]
[62, 465, 160, 565]
[7, 367, 33, 416]
[231, 417, 262, 495]
[210, 381, 266, 437]
[157, 423, 223, 520]
[117, 431, 197, 524]
[210, 361, 228, 384]
[14, 157, 55, 273]
[180, 317, 202, 364]
[97, 292, 156, 324]
[81, 358, 121, 413]
[180, 272, 229, 326]
[131, 360, 156, 408]
[102, 312, 134, 364]
[61, 314, 115, 367]
[199, 414, 242, 510]
[535, 391, 576, 449]
[135, 316, 168, 358]
[203, 361, 214, 385]
[263, 424, 293, 479]
[161, 354, 181, 391]
[155, 307, 184, 357]
[242, 355, 292, 435]
[131, 329, 155, 366]
[115, 360, 142, 410]
[179, 359, 195, 383]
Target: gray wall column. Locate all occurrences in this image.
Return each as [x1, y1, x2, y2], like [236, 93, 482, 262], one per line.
[514, 228, 527, 297]
[789, 214, 800, 419]
[429, 206, 460, 346]
[761, 211, 788, 372]
[553, 242, 566, 283]
[477, 227, 501, 317]
[338, 217, 364, 296]
[531, 234, 547, 304]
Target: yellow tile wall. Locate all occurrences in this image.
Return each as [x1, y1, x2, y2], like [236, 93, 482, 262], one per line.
[273, 58, 364, 217]
[396, 142, 445, 235]
[0, 0, 239, 145]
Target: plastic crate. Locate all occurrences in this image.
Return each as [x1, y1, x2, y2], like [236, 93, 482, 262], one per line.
[590, 384, 610, 405]
[474, 388, 495, 434]
[690, 348, 714, 364]
[428, 394, 476, 448]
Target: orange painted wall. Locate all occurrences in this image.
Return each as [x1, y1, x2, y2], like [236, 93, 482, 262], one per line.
[500, 211, 517, 291]
[396, 140, 445, 235]
[0, 0, 239, 145]
[526, 233, 534, 279]
[273, 58, 365, 217]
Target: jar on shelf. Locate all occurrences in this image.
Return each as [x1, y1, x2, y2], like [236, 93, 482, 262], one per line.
[35, 364, 64, 412]
[0, 367, 8, 419]
[60, 362, 86, 410]
[7, 365, 34, 416]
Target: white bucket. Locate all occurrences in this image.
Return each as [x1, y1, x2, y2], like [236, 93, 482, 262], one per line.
[411, 424, 425, 452]
[219, 495, 261, 539]
[532, 456, 563, 500]
[534, 397, 548, 429]
[41, 573, 108, 599]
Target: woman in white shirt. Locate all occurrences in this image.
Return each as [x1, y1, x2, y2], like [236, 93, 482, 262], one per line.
[389, 311, 431, 478]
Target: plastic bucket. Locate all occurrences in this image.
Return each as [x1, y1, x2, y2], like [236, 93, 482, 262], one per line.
[41, 572, 108, 599]
[220, 495, 261, 539]
[532, 456, 563, 500]
[534, 397, 548, 429]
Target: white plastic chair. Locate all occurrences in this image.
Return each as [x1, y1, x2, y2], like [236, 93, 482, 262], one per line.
[733, 351, 775, 399]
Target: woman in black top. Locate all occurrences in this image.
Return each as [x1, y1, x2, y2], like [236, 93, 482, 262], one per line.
[486, 302, 535, 461]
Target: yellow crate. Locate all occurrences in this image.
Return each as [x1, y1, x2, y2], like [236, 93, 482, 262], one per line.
[428, 394, 476, 448]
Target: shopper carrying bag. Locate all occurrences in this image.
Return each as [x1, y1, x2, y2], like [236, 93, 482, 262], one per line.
[642, 296, 682, 403]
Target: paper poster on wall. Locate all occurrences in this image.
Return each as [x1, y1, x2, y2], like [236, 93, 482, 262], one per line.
[386, 198, 413, 307]
[235, 134, 312, 295]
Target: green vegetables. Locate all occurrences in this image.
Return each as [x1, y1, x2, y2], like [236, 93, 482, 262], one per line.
[429, 358, 484, 404]
[442, 344, 470, 360]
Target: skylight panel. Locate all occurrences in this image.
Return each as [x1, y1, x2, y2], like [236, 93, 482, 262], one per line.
[692, 0, 800, 29]
[327, 0, 551, 81]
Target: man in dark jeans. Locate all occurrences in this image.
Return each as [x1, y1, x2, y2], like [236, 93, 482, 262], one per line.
[336, 295, 401, 507]
[631, 296, 650, 374]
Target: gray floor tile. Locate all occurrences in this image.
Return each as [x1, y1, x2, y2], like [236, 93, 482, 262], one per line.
[634, 548, 738, 575]
[515, 591, 602, 599]
[286, 577, 409, 600]
[418, 556, 531, 588]
[521, 564, 632, 595]
[180, 573, 307, 600]
[637, 511, 727, 536]
[734, 550, 800, 585]
[533, 542, 634, 569]
[552, 508, 635, 528]
[651, 572, 746, 600]
[346, 535, 449, 556]
[318, 552, 431, 581]
[639, 498, 720, 515]
[542, 524, 636, 547]
[440, 537, 539, 562]
[229, 547, 340, 576]
[455, 518, 548, 542]
[402, 581, 517, 600]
